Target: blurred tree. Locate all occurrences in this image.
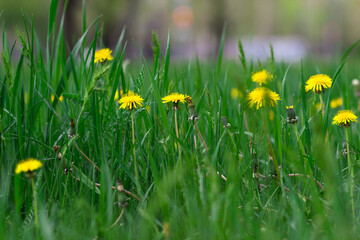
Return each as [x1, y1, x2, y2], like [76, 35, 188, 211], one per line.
[208, 0, 226, 55]
[60, 0, 81, 49]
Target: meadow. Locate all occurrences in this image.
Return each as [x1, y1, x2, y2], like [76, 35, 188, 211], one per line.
[2, 2, 360, 240]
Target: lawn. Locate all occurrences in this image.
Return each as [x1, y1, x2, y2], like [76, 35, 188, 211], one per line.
[1, 2, 360, 239]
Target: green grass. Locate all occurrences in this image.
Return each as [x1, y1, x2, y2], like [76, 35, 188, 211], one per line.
[2, 1, 360, 239]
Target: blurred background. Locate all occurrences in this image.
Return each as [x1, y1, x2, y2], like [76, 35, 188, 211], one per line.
[1, 0, 359, 61]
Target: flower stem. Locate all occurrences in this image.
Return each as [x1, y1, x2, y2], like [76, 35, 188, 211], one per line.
[293, 124, 320, 193]
[293, 124, 306, 158]
[346, 128, 355, 219]
[31, 178, 39, 230]
[174, 110, 181, 156]
[194, 122, 209, 154]
[226, 128, 237, 152]
[131, 111, 141, 195]
[75, 143, 101, 172]
[319, 94, 324, 118]
[261, 111, 282, 188]
[226, 128, 242, 164]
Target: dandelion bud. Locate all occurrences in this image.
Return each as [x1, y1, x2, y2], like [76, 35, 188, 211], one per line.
[68, 118, 76, 138]
[117, 179, 124, 192]
[221, 116, 231, 128]
[286, 106, 298, 124]
[352, 79, 360, 98]
[187, 97, 198, 121]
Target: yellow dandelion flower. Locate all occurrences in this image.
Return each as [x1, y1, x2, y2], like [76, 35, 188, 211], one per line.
[247, 87, 280, 109]
[251, 70, 273, 86]
[162, 93, 188, 104]
[114, 90, 120, 100]
[231, 88, 239, 99]
[51, 94, 64, 102]
[118, 91, 144, 110]
[15, 158, 42, 174]
[332, 110, 358, 127]
[305, 74, 332, 94]
[114, 89, 124, 100]
[94, 48, 114, 63]
[330, 97, 343, 109]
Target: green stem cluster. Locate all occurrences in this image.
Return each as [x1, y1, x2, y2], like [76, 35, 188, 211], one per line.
[131, 111, 141, 196]
[293, 124, 320, 193]
[262, 111, 282, 189]
[31, 178, 39, 230]
[345, 128, 355, 219]
[174, 110, 181, 157]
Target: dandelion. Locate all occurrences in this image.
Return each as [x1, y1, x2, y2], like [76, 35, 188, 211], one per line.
[113, 89, 124, 100]
[162, 93, 190, 156]
[15, 158, 42, 229]
[119, 91, 144, 194]
[247, 87, 280, 109]
[306, 74, 332, 116]
[114, 90, 119, 100]
[94, 48, 113, 63]
[15, 158, 42, 175]
[333, 109, 358, 218]
[330, 97, 343, 109]
[15, 158, 42, 176]
[231, 88, 239, 99]
[247, 87, 281, 184]
[251, 70, 273, 86]
[118, 91, 144, 110]
[332, 110, 358, 127]
[162, 93, 189, 110]
[305, 74, 332, 94]
[51, 94, 64, 103]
